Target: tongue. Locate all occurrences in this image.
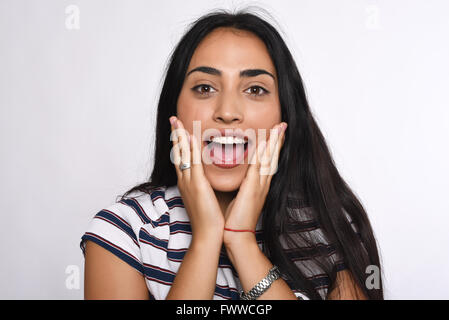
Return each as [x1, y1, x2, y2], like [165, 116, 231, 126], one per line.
[211, 143, 245, 164]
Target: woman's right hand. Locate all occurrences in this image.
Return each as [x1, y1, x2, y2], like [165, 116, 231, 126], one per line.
[169, 116, 225, 243]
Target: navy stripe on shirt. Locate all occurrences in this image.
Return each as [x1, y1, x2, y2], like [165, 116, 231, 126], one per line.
[93, 209, 139, 246]
[81, 232, 144, 275]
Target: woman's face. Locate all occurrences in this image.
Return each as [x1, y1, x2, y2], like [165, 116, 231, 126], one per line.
[177, 27, 281, 192]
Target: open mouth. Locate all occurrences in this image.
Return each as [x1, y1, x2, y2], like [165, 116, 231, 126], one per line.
[203, 137, 250, 167]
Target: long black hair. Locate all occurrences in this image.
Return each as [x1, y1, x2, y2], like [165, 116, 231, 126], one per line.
[120, 7, 383, 300]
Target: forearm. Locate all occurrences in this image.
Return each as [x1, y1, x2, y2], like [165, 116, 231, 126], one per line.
[165, 232, 223, 300]
[224, 233, 298, 300]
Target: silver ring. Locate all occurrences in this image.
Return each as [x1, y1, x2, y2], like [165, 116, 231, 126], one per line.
[179, 162, 191, 171]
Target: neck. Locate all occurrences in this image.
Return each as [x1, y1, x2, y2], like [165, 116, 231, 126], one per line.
[214, 189, 238, 215]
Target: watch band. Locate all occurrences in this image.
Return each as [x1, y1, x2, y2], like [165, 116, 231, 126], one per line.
[240, 265, 281, 300]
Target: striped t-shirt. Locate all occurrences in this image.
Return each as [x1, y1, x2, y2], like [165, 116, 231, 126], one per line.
[80, 185, 355, 300]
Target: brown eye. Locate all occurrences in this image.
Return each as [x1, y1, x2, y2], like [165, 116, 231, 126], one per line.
[191, 84, 216, 96]
[246, 86, 269, 96]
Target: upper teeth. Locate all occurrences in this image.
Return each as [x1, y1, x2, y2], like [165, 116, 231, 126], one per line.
[210, 136, 246, 144]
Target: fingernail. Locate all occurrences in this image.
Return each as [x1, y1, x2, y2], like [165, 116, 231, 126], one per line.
[280, 122, 287, 132]
[169, 117, 175, 125]
[277, 123, 284, 133]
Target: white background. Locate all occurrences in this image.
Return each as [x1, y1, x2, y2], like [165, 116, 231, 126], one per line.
[1, 0, 448, 299]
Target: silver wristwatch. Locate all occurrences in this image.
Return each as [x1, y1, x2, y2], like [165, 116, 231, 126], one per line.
[240, 265, 281, 300]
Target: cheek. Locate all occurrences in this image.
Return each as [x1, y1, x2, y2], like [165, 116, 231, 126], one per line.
[178, 102, 213, 135]
[177, 92, 197, 132]
[246, 104, 282, 128]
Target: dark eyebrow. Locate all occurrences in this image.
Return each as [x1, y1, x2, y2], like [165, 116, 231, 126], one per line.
[186, 66, 275, 80]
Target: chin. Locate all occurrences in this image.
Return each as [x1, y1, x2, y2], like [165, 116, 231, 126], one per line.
[204, 165, 247, 192]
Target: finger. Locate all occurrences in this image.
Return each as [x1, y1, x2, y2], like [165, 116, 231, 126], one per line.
[169, 116, 182, 180]
[246, 138, 267, 182]
[260, 124, 282, 179]
[175, 118, 191, 181]
[190, 132, 205, 179]
[266, 123, 287, 184]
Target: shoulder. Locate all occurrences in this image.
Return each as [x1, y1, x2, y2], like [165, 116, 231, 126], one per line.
[87, 187, 163, 232]
[327, 269, 368, 300]
[80, 184, 186, 247]
[80, 185, 176, 272]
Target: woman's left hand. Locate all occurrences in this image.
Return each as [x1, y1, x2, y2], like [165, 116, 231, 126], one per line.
[223, 122, 288, 246]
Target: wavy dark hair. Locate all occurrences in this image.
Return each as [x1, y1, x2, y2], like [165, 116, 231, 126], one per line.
[120, 8, 384, 300]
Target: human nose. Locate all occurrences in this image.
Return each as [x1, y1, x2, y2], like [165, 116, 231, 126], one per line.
[212, 93, 243, 125]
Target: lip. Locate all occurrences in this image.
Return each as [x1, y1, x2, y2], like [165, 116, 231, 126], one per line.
[202, 129, 251, 169]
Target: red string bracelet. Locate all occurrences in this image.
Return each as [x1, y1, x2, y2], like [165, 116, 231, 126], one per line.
[224, 227, 256, 234]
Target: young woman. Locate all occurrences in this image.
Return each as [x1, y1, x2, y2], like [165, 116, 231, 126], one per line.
[81, 9, 383, 300]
